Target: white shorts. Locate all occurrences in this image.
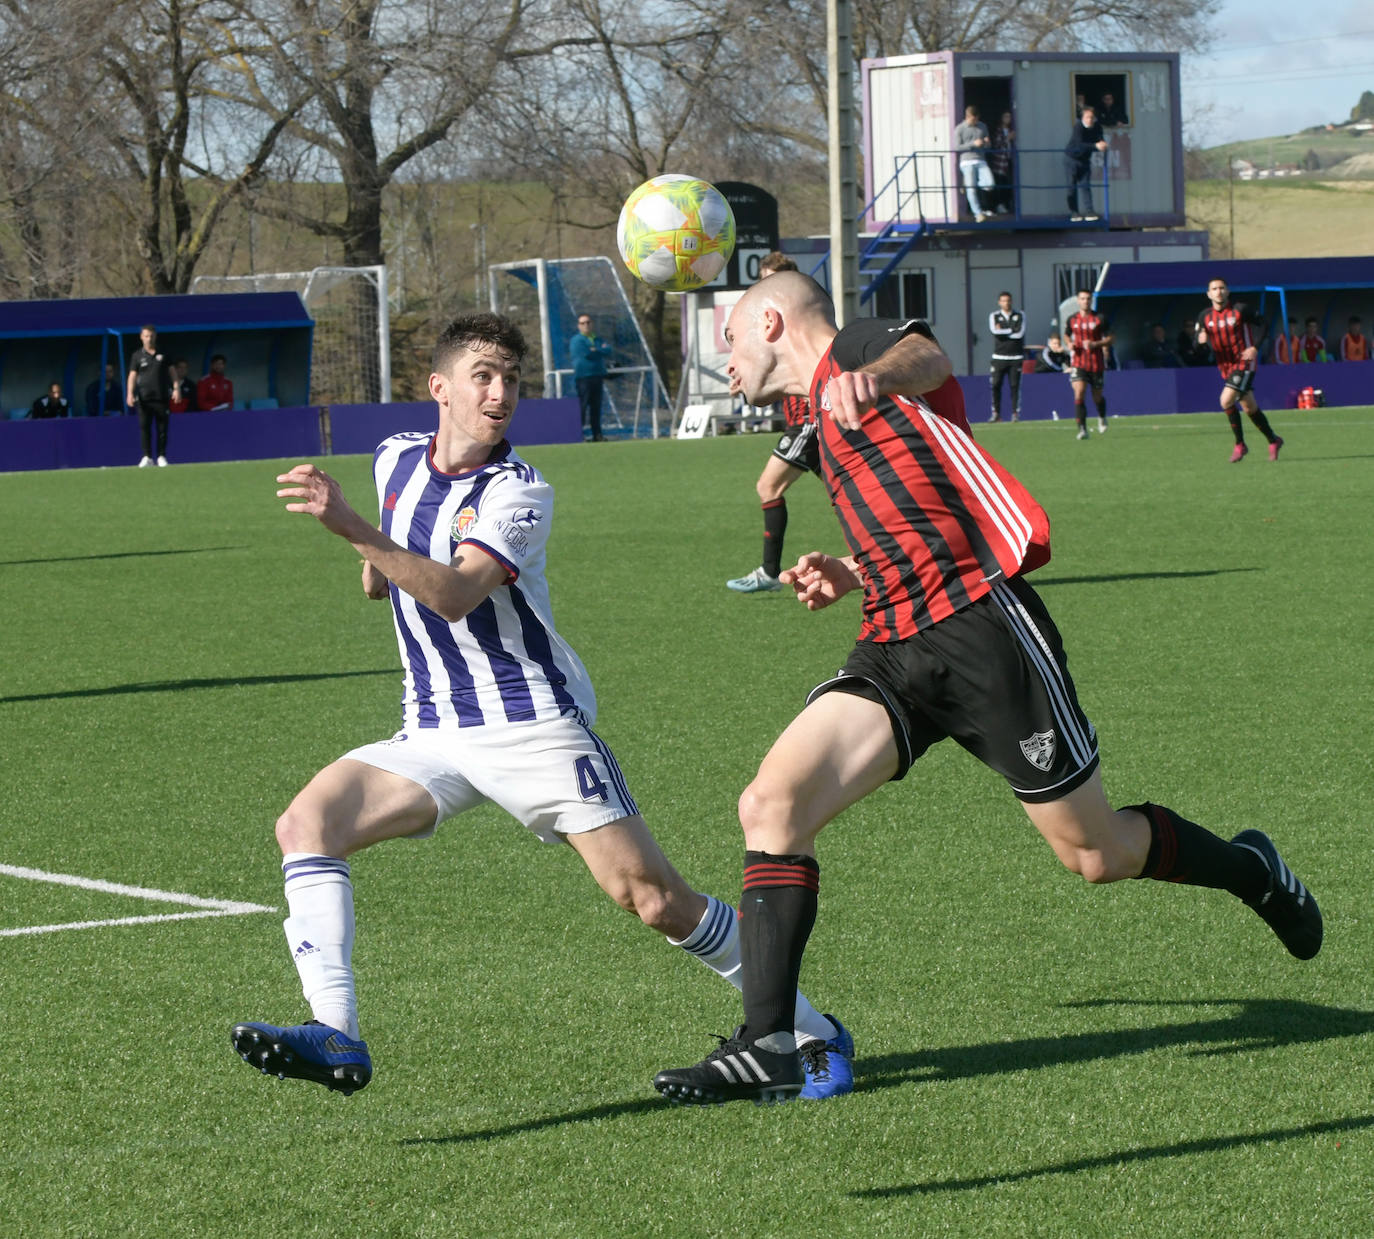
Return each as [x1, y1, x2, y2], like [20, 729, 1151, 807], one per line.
[342, 715, 640, 845]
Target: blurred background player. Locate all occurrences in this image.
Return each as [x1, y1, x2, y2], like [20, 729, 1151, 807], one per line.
[197, 354, 234, 410]
[126, 323, 178, 466]
[1033, 333, 1069, 373]
[1196, 277, 1283, 463]
[231, 312, 852, 1100]
[1339, 315, 1369, 362]
[1065, 289, 1111, 439]
[987, 291, 1025, 422]
[570, 312, 612, 441]
[726, 252, 822, 594]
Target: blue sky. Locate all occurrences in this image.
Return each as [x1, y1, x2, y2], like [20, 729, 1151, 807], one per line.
[1181, 0, 1374, 144]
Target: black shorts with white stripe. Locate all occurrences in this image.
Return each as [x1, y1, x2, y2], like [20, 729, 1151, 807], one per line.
[1222, 368, 1256, 395]
[771, 419, 822, 475]
[808, 575, 1099, 802]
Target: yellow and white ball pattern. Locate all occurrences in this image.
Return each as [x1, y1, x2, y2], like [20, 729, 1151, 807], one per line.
[617, 175, 736, 293]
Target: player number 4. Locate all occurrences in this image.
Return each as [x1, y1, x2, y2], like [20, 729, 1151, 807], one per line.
[575, 755, 609, 803]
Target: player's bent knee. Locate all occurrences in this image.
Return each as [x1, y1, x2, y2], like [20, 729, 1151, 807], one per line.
[275, 803, 329, 856]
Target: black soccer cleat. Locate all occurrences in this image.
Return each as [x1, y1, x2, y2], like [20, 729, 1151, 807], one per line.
[1231, 829, 1323, 960]
[653, 1026, 804, 1106]
[231, 1019, 372, 1096]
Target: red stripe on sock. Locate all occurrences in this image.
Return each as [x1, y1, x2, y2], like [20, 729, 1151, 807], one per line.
[743, 864, 819, 893]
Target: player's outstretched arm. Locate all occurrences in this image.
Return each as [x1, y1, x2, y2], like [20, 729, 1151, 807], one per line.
[780, 552, 863, 611]
[277, 462, 503, 622]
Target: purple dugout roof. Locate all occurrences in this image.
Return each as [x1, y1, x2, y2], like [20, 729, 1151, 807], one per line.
[0, 292, 311, 339]
[1096, 257, 1374, 299]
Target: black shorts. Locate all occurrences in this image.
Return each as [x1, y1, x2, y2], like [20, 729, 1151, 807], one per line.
[807, 576, 1100, 802]
[771, 419, 821, 475]
[1068, 367, 1104, 389]
[1222, 369, 1256, 395]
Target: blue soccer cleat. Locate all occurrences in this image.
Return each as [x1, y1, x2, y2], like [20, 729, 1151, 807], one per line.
[799, 1014, 855, 1100]
[231, 1019, 372, 1096]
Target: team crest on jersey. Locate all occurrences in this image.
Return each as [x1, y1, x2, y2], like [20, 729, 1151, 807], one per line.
[512, 506, 541, 530]
[452, 506, 477, 539]
[1019, 729, 1057, 772]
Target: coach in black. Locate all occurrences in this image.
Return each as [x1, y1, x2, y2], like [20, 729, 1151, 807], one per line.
[988, 291, 1025, 422]
[126, 323, 179, 467]
[653, 271, 1322, 1105]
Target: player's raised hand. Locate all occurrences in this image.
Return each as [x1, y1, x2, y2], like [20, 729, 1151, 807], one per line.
[824, 370, 881, 431]
[276, 462, 367, 539]
[780, 552, 862, 610]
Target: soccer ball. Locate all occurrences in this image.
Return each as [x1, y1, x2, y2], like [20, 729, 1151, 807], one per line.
[617, 176, 736, 293]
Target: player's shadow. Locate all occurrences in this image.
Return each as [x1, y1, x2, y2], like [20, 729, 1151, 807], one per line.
[0, 669, 394, 704]
[1034, 566, 1259, 587]
[854, 1111, 1374, 1198]
[398, 997, 1374, 1150]
[0, 545, 246, 566]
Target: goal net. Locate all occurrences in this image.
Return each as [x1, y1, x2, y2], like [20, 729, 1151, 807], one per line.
[489, 256, 672, 438]
[191, 265, 391, 404]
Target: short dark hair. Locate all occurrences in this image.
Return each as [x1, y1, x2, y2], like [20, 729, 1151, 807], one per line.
[141, 323, 157, 333]
[433, 312, 527, 374]
[1305, 317, 1319, 328]
[998, 290, 1012, 300]
[759, 251, 798, 275]
[1349, 315, 1362, 326]
[210, 353, 227, 365]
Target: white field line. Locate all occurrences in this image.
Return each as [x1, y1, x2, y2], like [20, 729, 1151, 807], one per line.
[0, 863, 276, 937]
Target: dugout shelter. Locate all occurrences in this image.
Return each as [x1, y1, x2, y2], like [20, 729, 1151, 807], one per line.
[0, 292, 313, 419]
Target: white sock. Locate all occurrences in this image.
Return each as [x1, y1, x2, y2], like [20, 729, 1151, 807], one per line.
[669, 894, 836, 1046]
[281, 852, 359, 1040]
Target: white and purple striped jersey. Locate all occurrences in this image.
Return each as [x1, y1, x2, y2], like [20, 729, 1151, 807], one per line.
[373, 432, 596, 730]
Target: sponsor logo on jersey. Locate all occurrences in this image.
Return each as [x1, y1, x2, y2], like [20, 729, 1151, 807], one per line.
[384, 491, 398, 511]
[512, 506, 541, 530]
[451, 506, 477, 539]
[1019, 729, 1057, 772]
[491, 519, 529, 556]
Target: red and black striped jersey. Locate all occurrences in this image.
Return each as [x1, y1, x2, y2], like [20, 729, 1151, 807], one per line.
[778, 394, 813, 428]
[1066, 310, 1107, 373]
[1198, 301, 1257, 374]
[810, 318, 1051, 642]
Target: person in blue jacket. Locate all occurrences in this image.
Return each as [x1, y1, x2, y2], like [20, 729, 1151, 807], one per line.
[570, 312, 612, 442]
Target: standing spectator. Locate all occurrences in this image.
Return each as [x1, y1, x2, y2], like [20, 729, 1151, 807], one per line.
[127, 324, 178, 467]
[1339, 315, 1369, 361]
[1196, 276, 1283, 463]
[169, 359, 198, 413]
[1033, 333, 1069, 373]
[1065, 289, 1112, 438]
[725, 252, 823, 594]
[570, 313, 612, 442]
[1271, 317, 1299, 364]
[953, 104, 993, 223]
[1295, 318, 1328, 363]
[85, 362, 125, 416]
[987, 291, 1025, 422]
[1143, 324, 1181, 368]
[30, 382, 71, 418]
[197, 354, 235, 410]
[1063, 106, 1109, 221]
[1097, 90, 1127, 127]
[986, 111, 1016, 215]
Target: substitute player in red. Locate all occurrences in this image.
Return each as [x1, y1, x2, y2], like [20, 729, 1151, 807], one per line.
[653, 272, 1320, 1105]
[1197, 277, 1283, 463]
[1065, 288, 1111, 440]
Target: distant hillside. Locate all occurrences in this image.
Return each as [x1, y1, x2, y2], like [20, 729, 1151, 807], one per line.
[1200, 126, 1374, 179]
[1184, 178, 1374, 259]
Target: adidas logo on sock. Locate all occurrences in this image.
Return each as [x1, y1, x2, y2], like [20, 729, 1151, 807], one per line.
[294, 940, 320, 957]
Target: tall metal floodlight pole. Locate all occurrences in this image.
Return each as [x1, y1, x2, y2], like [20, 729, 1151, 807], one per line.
[827, 0, 859, 326]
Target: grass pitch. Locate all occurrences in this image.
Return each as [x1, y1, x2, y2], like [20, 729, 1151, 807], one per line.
[2, 409, 1373, 1238]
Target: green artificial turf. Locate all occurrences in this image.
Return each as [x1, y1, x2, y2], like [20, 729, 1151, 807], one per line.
[1, 410, 1371, 1237]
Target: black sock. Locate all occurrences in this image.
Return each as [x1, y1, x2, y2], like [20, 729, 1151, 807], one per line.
[1226, 409, 1244, 443]
[1094, 392, 1107, 417]
[1248, 408, 1276, 441]
[740, 851, 818, 1041]
[1127, 802, 1267, 900]
[761, 499, 787, 579]
[1074, 401, 1086, 429]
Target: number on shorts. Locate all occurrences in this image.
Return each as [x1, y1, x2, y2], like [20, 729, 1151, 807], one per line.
[575, 755, 609, 803]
